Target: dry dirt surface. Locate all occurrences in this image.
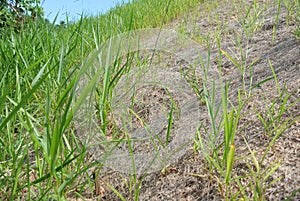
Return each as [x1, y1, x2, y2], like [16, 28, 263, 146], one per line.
[89, 1, 300, 200]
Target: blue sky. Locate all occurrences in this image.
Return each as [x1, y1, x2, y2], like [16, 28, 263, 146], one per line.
[42, 0, 131, 23]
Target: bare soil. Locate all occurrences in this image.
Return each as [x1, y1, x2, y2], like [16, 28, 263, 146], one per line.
[86, 1, 300, 200]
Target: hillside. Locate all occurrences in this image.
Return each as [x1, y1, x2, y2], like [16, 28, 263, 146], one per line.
[0, 0, 299, 200]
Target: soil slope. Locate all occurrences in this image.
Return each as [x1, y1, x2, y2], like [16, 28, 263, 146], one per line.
[91, 1, 300, 200]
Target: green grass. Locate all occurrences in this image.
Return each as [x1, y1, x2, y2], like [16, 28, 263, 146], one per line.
[0, 0, 299, 200]
[0, 0, 201, 199]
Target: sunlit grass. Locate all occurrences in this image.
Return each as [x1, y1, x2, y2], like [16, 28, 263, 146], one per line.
[0, 0, 202, 199]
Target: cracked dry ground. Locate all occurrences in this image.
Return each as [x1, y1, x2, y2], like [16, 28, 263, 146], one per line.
[87, 1, 300, 200]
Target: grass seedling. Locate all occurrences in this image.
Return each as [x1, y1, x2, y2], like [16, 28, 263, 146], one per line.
[241, 0, 265, 39]
[166, 103, 174, 145]
[243, 138, 282, 200]
[272, 0, 281, 44]
[195, 43, 251, 198]
[283, 0, 296, 24]
[293, 0, 300, 38]
[254, 60, 300, 140]
[221, 49, 260, 95]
